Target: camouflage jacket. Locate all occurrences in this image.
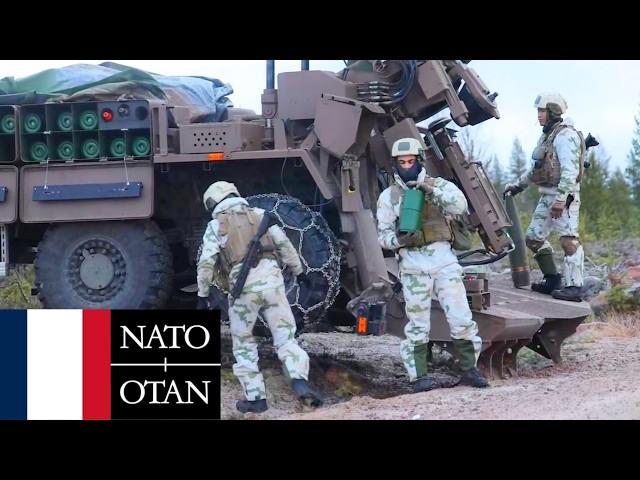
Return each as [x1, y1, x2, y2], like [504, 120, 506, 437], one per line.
[519, 119, 582, 203]
[376, 169, 468, 275]
[196, 197, 303, 298]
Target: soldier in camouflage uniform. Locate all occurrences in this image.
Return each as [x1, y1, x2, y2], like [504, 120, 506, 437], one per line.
[377, 138, 489, 392]
[504, 93, 586, 302]
[197, 181, 322, 413]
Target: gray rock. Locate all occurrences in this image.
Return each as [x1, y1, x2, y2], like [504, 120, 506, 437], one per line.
[582, 276, 605, 300]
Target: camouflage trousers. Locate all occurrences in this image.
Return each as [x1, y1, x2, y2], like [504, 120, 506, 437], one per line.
[229, 282, 309, 401]
[400, 262, 482, 382]
[526, 192, 583, 287]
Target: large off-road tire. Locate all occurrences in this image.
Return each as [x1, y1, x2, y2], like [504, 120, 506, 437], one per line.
[35, 220, 173, 309]
[247, 194, 341, 331]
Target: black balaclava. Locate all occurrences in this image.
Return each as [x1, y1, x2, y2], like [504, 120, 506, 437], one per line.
[395, 159, 423, 183]
[542, 106, 563, 134]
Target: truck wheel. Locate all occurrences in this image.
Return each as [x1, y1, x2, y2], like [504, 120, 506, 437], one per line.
[247, 194, 341, 331]
[35, 220, 173, 309]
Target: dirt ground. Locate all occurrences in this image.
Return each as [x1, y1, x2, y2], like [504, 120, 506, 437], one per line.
[221, 322, 640, 420]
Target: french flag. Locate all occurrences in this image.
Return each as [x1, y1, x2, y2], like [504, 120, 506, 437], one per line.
[0, 310, 110, 420]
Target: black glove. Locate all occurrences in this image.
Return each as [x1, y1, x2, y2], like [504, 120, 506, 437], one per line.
[503, 183, 525, 199]
[406, 179, 435, 195]
[196, 297, 211, 310]
[397, 230, 424, 248]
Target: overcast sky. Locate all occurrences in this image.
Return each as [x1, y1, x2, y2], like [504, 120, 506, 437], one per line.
[1, 60, 637, 173]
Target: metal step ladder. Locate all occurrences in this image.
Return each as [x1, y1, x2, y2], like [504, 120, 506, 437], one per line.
[0, 224, 8, 277]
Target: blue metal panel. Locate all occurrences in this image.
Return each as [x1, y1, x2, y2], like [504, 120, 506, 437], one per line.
[32, 182, 142, 201]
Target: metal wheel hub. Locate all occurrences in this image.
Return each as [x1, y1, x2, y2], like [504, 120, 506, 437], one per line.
[68, 239, 126, 302]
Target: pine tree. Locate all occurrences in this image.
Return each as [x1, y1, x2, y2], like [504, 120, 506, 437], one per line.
[625, 106, 640, 203]
[579, 150, 610, 241]
[489, 155, 506, 194]
[508, 137, 528, 182]
[507, 137, 538, 218]
[607, 168, 636, 236]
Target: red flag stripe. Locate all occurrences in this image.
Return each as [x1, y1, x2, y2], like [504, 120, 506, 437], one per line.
[82, 310, 111, 420]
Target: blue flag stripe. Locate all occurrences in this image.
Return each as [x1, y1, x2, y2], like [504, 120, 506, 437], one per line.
[0, 310, 27, 420]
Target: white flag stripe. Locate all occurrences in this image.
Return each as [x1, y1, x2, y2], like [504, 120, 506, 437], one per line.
[27, 310, 83, 420]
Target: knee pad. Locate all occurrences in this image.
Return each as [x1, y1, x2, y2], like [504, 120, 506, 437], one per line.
[560, 236, 581, 256]
[525, 237, 545, 253]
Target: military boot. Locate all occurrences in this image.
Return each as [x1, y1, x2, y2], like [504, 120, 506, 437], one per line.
[291, 379, 323, 407]
[532, 249, 562, 295]
[412, 376, 436, 393]
[531, 273, 563, 294]
[236, 398, 268, 413]
[452, 338, 477, 372]
[551, 286, 583, 302]
[459, 367, 489, 388]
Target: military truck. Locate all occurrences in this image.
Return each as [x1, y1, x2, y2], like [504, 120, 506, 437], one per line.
[0, 60, 591, 377]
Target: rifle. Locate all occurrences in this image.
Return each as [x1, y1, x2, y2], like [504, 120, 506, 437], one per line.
[565, 134, 599, 213]
[585, 133, 599, 149]
[229, 211, 279, 306]
[583, 133, 599, 169]
[207, 286, 229, 321]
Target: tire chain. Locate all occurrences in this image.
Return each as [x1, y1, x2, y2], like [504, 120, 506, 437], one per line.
[200, 194, 341, 331]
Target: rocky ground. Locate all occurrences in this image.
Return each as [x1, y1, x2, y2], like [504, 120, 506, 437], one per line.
[221, 238, 640, 421]
[221, 318, 640, 420]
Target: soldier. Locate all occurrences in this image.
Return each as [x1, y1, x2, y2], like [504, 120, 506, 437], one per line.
[377, 138, 489, 392]
[503, 93, 586, 302]
[197, 181, 322, 413]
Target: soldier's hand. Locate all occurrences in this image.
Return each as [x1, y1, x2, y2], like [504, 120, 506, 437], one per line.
[406, 179, 435, 195]
[503, 183, 525, 199]
[550, 200, 565, 219]
[196, 297, 211, 310]
[283, 266, 302, 288]
[397, 230, 424, 248]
